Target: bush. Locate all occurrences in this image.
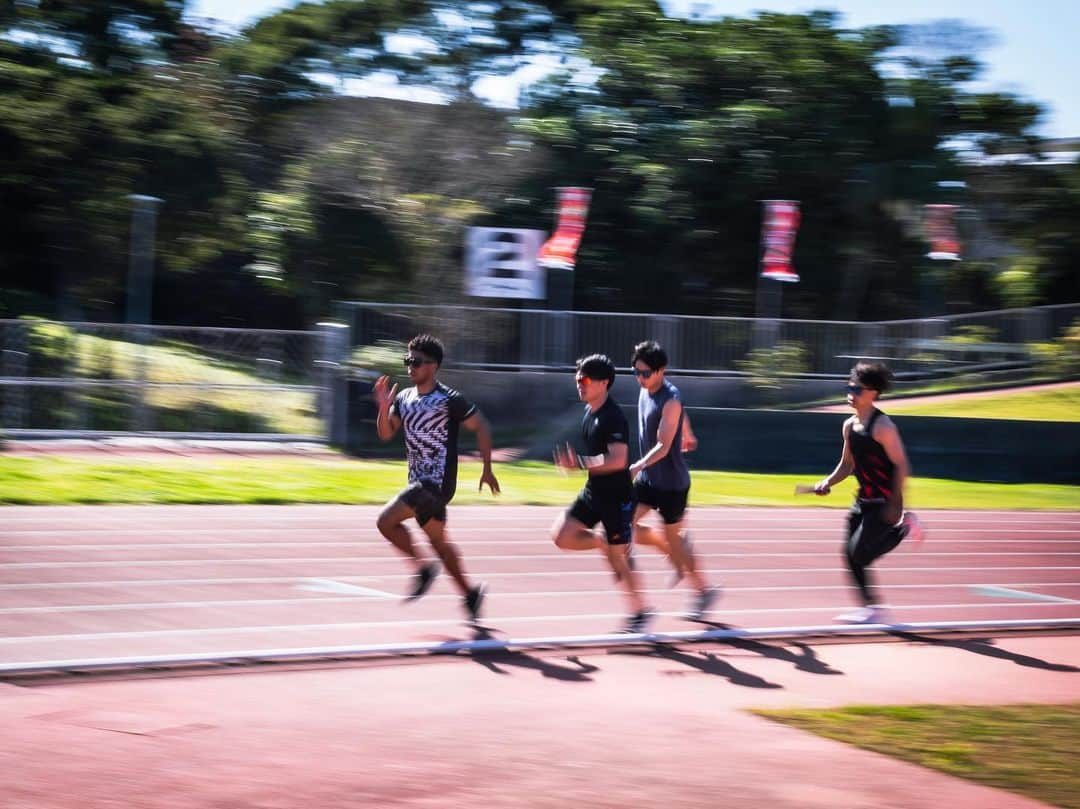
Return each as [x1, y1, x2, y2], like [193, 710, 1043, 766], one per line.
[1029, 318, 1080, 378]
[736, 340, 809, 401]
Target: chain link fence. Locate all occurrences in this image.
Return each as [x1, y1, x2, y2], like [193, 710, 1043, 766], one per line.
[340, 301, 1080, 377]
[0, 320, 341, 439]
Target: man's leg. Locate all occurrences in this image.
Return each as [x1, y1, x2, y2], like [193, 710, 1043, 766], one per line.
[551, 510, 605, 551]
[420, 517, 470, 596]
[665, 519, 706, 593]
[633, 503, 671, 557]
[376, 495, 426, 570]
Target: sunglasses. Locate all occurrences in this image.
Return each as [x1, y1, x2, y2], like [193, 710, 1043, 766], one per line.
[575, 376, 593, 385]
[846, 384, 864, 395]
[632, 368, 656, 379]
[403, 356, 435, 369]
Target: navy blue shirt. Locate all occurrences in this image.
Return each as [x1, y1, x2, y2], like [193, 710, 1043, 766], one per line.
[637, 380, 690, 491]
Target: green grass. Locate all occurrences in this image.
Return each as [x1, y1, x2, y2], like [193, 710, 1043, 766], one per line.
[885, 385, 1080, 422]
[0, 456, 1077, 507]
[25, 322, 319, 434]
[754, 704, 1080, 809]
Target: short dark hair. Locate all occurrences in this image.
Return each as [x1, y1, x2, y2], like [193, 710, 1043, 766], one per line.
[408, 334, 444, 366]
[851, 361, 893, 393]
[576, 353, 616, 389]
[631, 340, 668, 371]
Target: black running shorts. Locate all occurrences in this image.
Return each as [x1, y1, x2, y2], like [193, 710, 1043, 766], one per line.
[400, 480, 448, 526]
[633, 481, 689, 525]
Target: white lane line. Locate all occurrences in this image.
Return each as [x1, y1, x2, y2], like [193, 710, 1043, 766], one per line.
[3, 583, 1079, 614]
[5, 538, 1080, 549]
[1, 602, 1075, 645]
[2, 566, 1079, 589]
[969, 585, 1080, 604]
[295, 579, 396, 598]
[4, 553, 1080, 570]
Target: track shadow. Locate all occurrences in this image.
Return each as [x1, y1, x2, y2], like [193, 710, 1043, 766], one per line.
[889, 631, 1080, 673]
[461, 627, 600, 682]
[621, 645, 783, 689]
[695, 621, 845, 676]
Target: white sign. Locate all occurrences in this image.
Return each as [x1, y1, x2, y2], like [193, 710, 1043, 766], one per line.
[465, 227, 546, 299]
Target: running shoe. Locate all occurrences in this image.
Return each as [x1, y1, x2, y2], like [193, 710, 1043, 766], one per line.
[619, 607, 656, 635]
[899, 511, 926, 545]
[834, 605, 891, 625]
[404, 561, 440, 602]
[685, 585, 722, 621]
[464, 582, 487, 625]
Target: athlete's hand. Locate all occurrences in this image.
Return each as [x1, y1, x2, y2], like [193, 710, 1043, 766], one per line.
[814, 480, 831, 496]
[681, 432, 698, 453]
[629, 461, 645, 480]
[553, 443, 581, 471]
[373, 375, 398, 410]
[479, 466, 501, 496]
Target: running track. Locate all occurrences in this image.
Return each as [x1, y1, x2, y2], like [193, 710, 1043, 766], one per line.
[1, 506, 1079, 668]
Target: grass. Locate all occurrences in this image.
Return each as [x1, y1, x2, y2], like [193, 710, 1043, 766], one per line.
[0, 456, 1077, 507]
[25, 322, 319, 434]
[884, 384, 1080, 422]
[753, 704, 1080, 809]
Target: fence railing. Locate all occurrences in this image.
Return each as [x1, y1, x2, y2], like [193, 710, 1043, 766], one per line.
[0, 320, 338, 438]
[340, 301, 1080, 376]
[4, 303, 1077, 440]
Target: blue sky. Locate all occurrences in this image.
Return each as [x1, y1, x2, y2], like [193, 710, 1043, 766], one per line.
[186, 0, 1078, 138]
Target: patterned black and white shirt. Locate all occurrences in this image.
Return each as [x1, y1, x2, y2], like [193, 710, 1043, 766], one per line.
[390, 382, 477, 500]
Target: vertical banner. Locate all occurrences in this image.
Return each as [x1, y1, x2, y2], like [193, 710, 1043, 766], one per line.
[924, 204, 961, 260]
[537, 187, 592, 270]
[464, 228, 546, 298]
[760, 200, 801, 282]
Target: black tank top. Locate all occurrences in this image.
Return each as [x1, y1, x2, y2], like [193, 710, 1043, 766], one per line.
[850, 409, 895, 502]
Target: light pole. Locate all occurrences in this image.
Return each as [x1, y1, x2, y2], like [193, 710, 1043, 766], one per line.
[126, 194, 163, 324]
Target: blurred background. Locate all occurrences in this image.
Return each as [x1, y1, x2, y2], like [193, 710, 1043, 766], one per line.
[0, 0, 1077, 452]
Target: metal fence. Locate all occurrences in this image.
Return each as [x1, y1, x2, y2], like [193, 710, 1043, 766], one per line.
[340, 301, 1080, 377]
[0, 320, 338, 439]
[4, 302, 1077, 439]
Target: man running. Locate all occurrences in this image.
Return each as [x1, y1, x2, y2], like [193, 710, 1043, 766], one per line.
[804, 361, 925, 624]
[373, 333, 500, 625]
[551, 354, 654, 634]
[628, 340, 720, 621]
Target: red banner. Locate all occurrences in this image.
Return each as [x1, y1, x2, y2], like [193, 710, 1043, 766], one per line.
[760, 200, 800, 282]
[538, 187, 592, 271]
[924, 204, 961, 260]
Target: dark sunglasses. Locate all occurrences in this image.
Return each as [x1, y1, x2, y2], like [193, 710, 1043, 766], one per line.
[575, 375, 593, 385]
[403, 356, 434, 369]
[632, 368, 656, 379]
[846, 383, 864, 395]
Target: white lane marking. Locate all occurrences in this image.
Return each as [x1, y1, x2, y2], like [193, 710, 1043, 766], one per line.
[970, 585, 1080, 604]
[1, 602, 1076, 645]
[2, 566, 1079, 589]
[294, 579, 396, 598]
[4, 553, 1080, 570]
[2, 583, 1079, 614]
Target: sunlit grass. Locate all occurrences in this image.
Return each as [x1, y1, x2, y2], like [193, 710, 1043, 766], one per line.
[0, 456, 1076, 508]
[754, 704, 1080, 809]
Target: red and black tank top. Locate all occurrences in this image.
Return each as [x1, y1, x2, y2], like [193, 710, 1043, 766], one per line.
[850, 409, 895, 502]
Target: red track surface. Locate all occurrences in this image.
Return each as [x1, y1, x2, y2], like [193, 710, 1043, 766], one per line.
[3, 505, 1079, 809]
[2, 505, 1078, 665]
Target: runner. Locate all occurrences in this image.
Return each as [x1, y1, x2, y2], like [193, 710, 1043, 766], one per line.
[373, 334, 500, 625]
[628, 340, 720, 620]
[551, 353, 654, 633]
[801, 361, 925, 623]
